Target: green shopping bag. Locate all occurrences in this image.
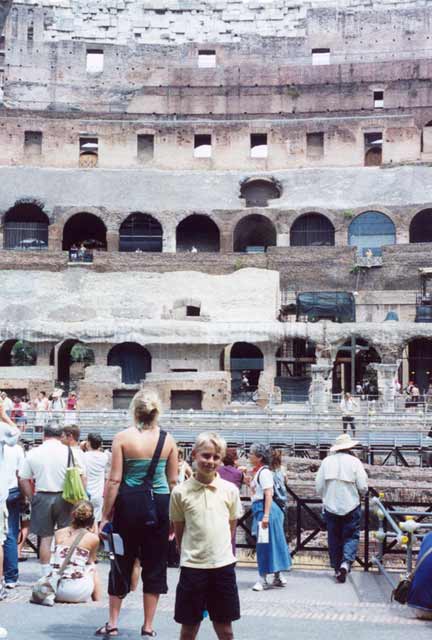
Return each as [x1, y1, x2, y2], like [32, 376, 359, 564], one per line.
[62, 447, 87, 504]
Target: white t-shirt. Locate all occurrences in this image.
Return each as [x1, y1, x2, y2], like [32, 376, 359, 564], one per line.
[2, 398, 13, 412]
[250, 467, 274, 502]
[19, 439, 71, 492]
[0, 421, 20, 502]
[84, 450, 110, 498]
[4, 444, 24, 490]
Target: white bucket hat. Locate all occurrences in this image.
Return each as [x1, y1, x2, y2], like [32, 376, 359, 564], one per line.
[330, 433, 360, 453]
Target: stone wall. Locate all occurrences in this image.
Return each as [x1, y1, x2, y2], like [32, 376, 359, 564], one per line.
[142, 371, 231, 411]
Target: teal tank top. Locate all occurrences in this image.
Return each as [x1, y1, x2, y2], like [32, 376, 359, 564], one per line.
[123, 459, 169, 494]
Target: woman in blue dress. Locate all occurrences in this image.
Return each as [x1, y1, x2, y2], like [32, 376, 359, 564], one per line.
[249, 443, 291, 591]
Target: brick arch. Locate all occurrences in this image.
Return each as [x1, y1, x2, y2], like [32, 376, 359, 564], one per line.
[176, 213, 221, 252]
[233, 213, 277, 253]
[290, 212, 335, 247]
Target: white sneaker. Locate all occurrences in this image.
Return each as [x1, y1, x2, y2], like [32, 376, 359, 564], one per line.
[252, 580, 270, 591]
[5, 582, 18, 589]
[273, 574, 287, 587]
[0, 627, 7, 639]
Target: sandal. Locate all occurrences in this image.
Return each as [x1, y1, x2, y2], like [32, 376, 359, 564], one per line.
[95, 623, 119, 637]
[141, 629, 157, 637]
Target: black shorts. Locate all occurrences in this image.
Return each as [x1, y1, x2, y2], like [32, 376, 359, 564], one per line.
[174, 563, 240, 625]
[108, 493, 169, 597]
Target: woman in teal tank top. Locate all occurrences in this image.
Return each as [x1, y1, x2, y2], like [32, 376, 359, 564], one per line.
[96, 390, 178, 638]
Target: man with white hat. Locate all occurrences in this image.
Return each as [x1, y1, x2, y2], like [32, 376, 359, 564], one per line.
[315, 434, 368, 583]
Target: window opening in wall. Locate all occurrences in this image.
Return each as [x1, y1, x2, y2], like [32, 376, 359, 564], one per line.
[86, 49, 104, 73]
[79, 136, 98, 168]
[119, 212, 163, 252]
[198, 49, 216, 68]
[312, 48, 330, 65]
[24, 131, 42, 156]
[176, 214, 220, 252]
[306, 132, 324, 159]
[250, 133, 268, 158]
[171, 368, 198, 373]
[137, 134, 154, 163]
[373, 90, 384, 108]
[171, 390, 202, 410]
[27, 25, 34, 41]
[186, 305, 201, 317]
[240, 178, 281, 207]
[364, 132, 382, 166]
[194, 134, 212, 158]
[0, 35, 5, 51]
[348, 211, 395, 256]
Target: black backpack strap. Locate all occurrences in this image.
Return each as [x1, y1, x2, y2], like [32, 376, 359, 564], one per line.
[145, 430, 167, 482]
[67, 446, 74, 467]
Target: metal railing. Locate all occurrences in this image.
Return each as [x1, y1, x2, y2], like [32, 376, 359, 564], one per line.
[370, 493, 432, 587]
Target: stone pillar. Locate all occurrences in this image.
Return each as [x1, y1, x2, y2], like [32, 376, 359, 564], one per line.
[106, 231, 119, 252]
[370, 362, 400, 413]
[220, 229, 232, 253]
[163, 225, 176, 253]
[277, 233, 289, 247]
[309, 363, 333, 413]
[48, 224, 62, 251]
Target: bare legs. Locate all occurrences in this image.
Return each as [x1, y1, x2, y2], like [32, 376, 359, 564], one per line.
[180, 622, 234, 640]
[107, 592, 160, 634]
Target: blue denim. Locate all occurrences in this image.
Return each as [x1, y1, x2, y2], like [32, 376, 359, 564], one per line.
[3, 488, 21, 584]
[324, 505, 361, 571]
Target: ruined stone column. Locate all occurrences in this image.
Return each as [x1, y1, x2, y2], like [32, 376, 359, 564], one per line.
[370, 362, 400, 413]
[106, 231, 119, 252]
[309, 363, 333, 413]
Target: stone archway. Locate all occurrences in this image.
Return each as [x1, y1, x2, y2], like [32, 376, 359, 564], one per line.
[119, 213, 163, 252]
[62, 212, 107, 251]
[229, 342, 264, 400]
[0, 339, 37, 366]
[176, 215, 220, 252]
[233, 214, 276, 253]
[107, 343, 152, 384]
[3, 202, 49, 250]
[290, 213, 335, 247]
[332, 337, 381, 395]
[409, 209, 432, 244]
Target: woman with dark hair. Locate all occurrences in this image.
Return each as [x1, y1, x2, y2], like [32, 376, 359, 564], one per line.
[218, 447, 243, 490]
[51, 500, 101, 603]
[96, 390, 178, 638]
[249, 443, 291, 592]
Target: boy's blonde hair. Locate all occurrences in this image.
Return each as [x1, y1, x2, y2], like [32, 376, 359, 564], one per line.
[193, 431, 227, 457]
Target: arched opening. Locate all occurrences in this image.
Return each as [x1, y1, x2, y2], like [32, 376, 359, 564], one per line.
[176, 215, 220, 253]
[57, 340, 95, 388]
[119, 213, 163, 252]
[332, 338, 381, 396]
[402, 339, 432, 394]
[275, 339, 316, 402]
[348, 211, 395, 256]
[240, 178, 281, 207]
[3, 202, 49, 250]
[409, 209, 432, 244]
[0, 339, 37, 366]
[107, 343, 152, 384]
[290, 213, 335, 247]
[233, 214, 276, 253]
[62, 212, 107, 251]
[229, 342, 263, 400]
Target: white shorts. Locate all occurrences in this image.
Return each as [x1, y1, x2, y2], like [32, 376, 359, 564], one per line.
[0, 502, 8, 545]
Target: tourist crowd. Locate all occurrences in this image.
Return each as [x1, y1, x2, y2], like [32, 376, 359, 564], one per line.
[0, 388, 428, 638]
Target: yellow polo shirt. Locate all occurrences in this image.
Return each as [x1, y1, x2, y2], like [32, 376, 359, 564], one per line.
[170, 473, 243, 569]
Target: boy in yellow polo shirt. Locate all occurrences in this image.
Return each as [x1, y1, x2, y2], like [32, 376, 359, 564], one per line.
[170, 432, 243, 640]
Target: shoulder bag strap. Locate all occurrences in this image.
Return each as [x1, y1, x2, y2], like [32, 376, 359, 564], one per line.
[67, 446, 74, 468]
[256, 466, 269, 488]
[57, 529, 87, 577]
[145, 430, 167, 483]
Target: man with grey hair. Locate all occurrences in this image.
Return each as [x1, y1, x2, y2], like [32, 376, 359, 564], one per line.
[19, 423, 82, 576]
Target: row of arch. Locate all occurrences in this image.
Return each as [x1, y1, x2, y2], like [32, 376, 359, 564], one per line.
[4, 204, 432, 254]
[3, 338, 432, 395]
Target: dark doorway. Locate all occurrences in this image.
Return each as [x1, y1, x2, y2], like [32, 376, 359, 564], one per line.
[0, 340, 37, 366]
[107, 343, 151, 384]
[230, 342, 264, 399]
[275, 339, 315, 402]
[113, 389, 136, 409]
[332, 338, 380, 395]
[57, 340, 95, 387]
[62, 212, 107, 251]
[119, 213, 163, 252]
[171, 390, 202, 410]
[3, 203, 49, 250]
[406, 339, 432, 394]
[176, 215, 220, 252]
[240, 178, 281, 207]
[233, 214, 276, 253]
[290, 213, 335, 247]
[409, 210, 432, 244]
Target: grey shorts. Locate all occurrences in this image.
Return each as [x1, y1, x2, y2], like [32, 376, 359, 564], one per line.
[30, 492, 73, 538]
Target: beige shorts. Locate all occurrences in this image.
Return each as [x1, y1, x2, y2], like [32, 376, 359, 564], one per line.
[0, 502, 8, 545]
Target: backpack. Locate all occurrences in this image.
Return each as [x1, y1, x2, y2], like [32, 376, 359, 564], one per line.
[257, 467, 287, 513]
